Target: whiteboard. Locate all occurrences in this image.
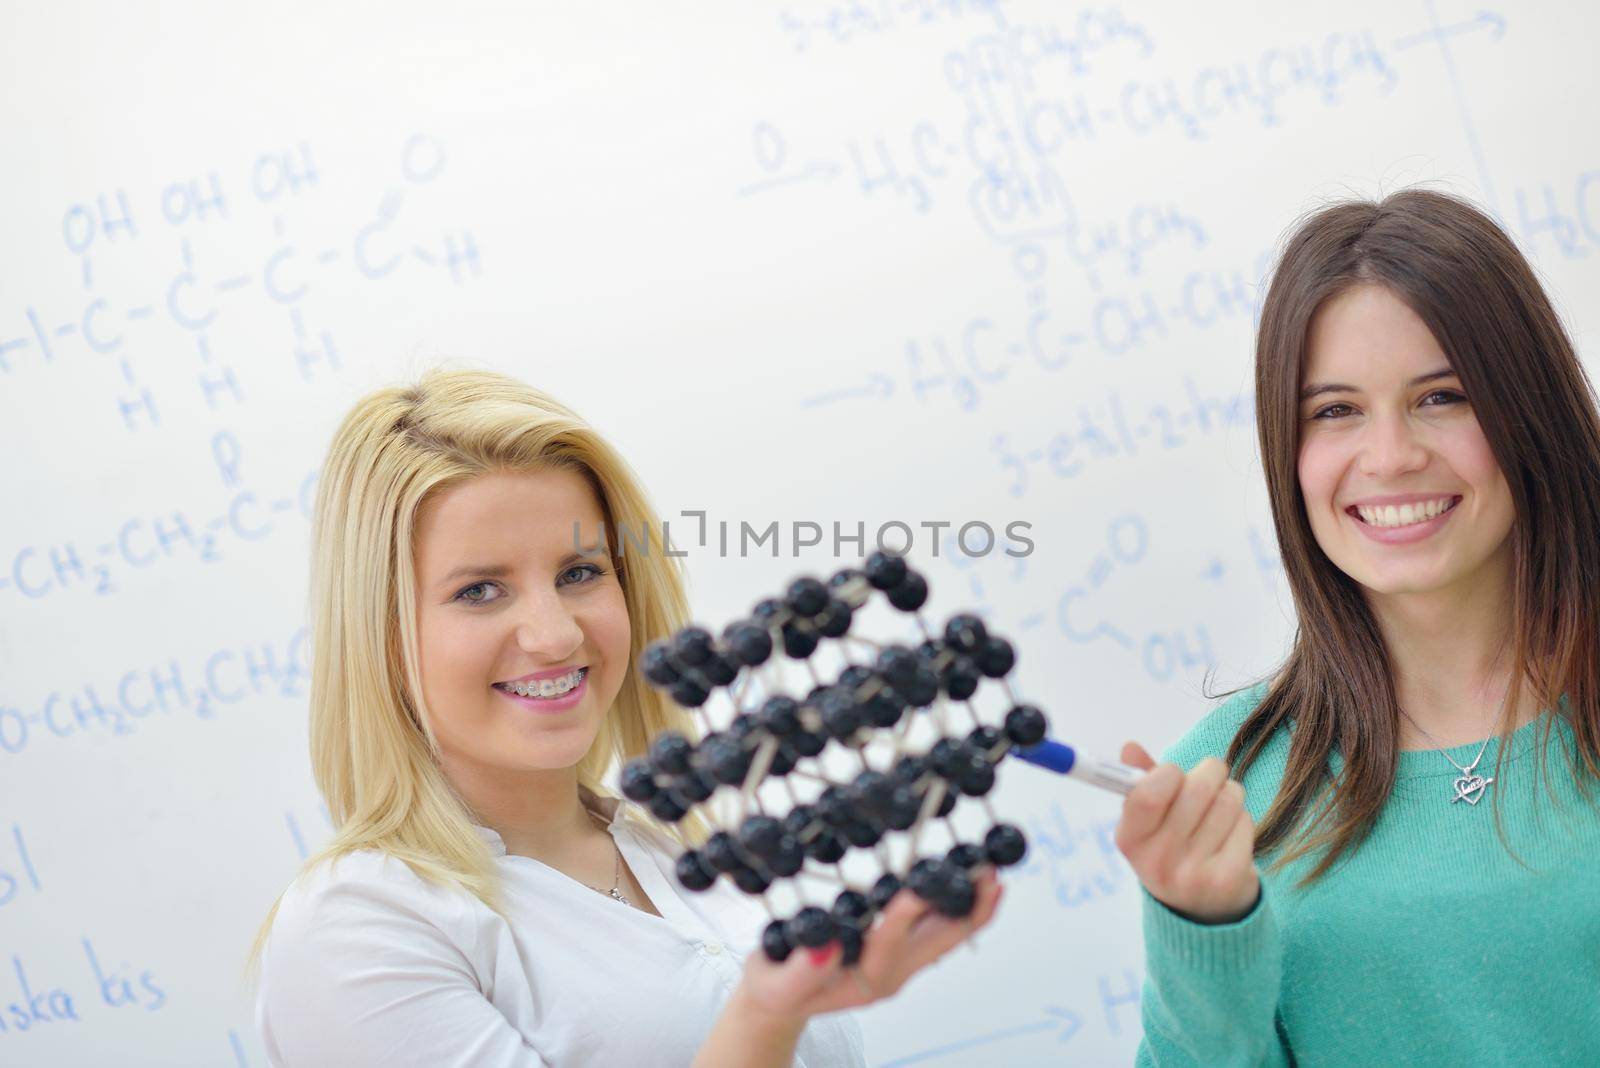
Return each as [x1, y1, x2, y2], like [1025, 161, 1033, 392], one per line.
[2, 2, 1596, 1063]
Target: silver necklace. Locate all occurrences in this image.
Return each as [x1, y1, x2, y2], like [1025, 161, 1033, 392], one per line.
[1397, 707, 1495, 806]
[583, 808, 632, 906]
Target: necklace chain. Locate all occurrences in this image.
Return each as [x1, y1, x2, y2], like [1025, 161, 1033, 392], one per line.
[582, 806, 631, 906]
[1396, 707, 1496, 805]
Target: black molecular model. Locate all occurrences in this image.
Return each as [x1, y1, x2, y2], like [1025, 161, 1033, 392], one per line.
[618, 550, 1082, 966]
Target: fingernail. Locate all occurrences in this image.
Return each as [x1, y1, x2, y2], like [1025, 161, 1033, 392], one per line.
[806, 944, 837, 966]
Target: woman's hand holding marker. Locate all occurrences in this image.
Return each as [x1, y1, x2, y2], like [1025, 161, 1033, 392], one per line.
[1115, 743, 1261, 926]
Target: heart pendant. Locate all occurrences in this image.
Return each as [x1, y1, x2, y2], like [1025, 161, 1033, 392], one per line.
[1452, 773, 1492, 805]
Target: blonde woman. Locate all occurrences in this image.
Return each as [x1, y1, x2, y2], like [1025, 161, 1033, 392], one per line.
[250, 367, 1000, 1067]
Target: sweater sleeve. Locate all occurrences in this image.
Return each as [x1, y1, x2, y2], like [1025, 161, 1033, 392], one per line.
[1133, 684, 1294, 1067]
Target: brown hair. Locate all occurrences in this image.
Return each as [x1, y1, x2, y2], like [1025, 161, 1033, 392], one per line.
[1227, 188, 1600, 886]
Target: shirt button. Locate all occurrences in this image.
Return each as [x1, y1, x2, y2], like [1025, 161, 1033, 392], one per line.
[703, 940, 723, 956]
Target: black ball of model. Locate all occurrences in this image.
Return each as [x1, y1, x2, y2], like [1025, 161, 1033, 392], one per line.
[815, 598, 853, 638]
[700, 735, 751, 786]
[863, 550, 908, 590]
[619, 760, 658, 802]
[702, 832, 743, 874]
[738, 815, 784, 859]
[831, 889, 873, 928]
[722, 620, 773, 667]
[781, 623, 820, 659]
[886, 571, 929, 611]
[1004, 704, 1049, 747]
[805, 830, 847, 864]
[934, 872, 977, 917]
[837, 923, 865, 966]
[731, 865, 772, 894]
[650, 732, 694, 774]
[985, 823, 1028, 866]
[761, 919, 793, 962]
[669, 676, 711, 708]
[976, 636, 1016, 677]
[786, 906, 835, 949]
[785, 576, 830, 618]
[674, 626, 715, 667]
[947, 842, 986, 870]
[869, 872, 903, 910]
[675, 850, 716, 892]
[940, 654, 982, 700]
[944, 613, 989, 653]
[640, 642, 680, 685]
[648, 792, 688, 822]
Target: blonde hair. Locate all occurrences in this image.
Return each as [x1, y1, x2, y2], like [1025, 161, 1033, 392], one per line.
[249, 366, 698, 972]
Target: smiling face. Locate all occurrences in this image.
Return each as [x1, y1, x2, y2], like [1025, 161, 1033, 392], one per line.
[411, 467, 632, 789]
[1295, 283, 1516, 602]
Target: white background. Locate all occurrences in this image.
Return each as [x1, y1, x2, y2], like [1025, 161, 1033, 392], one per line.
[1, 2, 1596, 1064]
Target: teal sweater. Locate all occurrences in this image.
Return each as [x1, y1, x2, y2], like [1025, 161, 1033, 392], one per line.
[1136, 683, 1600, 1066]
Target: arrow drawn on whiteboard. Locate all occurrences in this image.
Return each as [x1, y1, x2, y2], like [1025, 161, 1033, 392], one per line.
[799, 373, 893, 408]
[1393, 9, 1506, 50]
[877, 1006, 1083, 1066]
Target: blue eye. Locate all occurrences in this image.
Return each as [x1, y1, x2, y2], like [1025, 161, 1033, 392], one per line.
[454, 581, 503, 605]
[560, 563, 604, 586]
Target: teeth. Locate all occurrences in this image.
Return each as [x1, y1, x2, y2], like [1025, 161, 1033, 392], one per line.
[503, 669, 585, 698]
[1355, 497, 1456, 529]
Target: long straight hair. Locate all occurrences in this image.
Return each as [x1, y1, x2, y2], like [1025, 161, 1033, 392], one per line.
[249, 366, 698, 970]
[1232, 189, 1600, 886]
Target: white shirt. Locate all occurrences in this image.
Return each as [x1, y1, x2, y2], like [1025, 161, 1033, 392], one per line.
[255, 793, 865, 1067]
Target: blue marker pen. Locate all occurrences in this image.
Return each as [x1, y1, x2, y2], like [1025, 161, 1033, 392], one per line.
[1013, 739, 1145, 795]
